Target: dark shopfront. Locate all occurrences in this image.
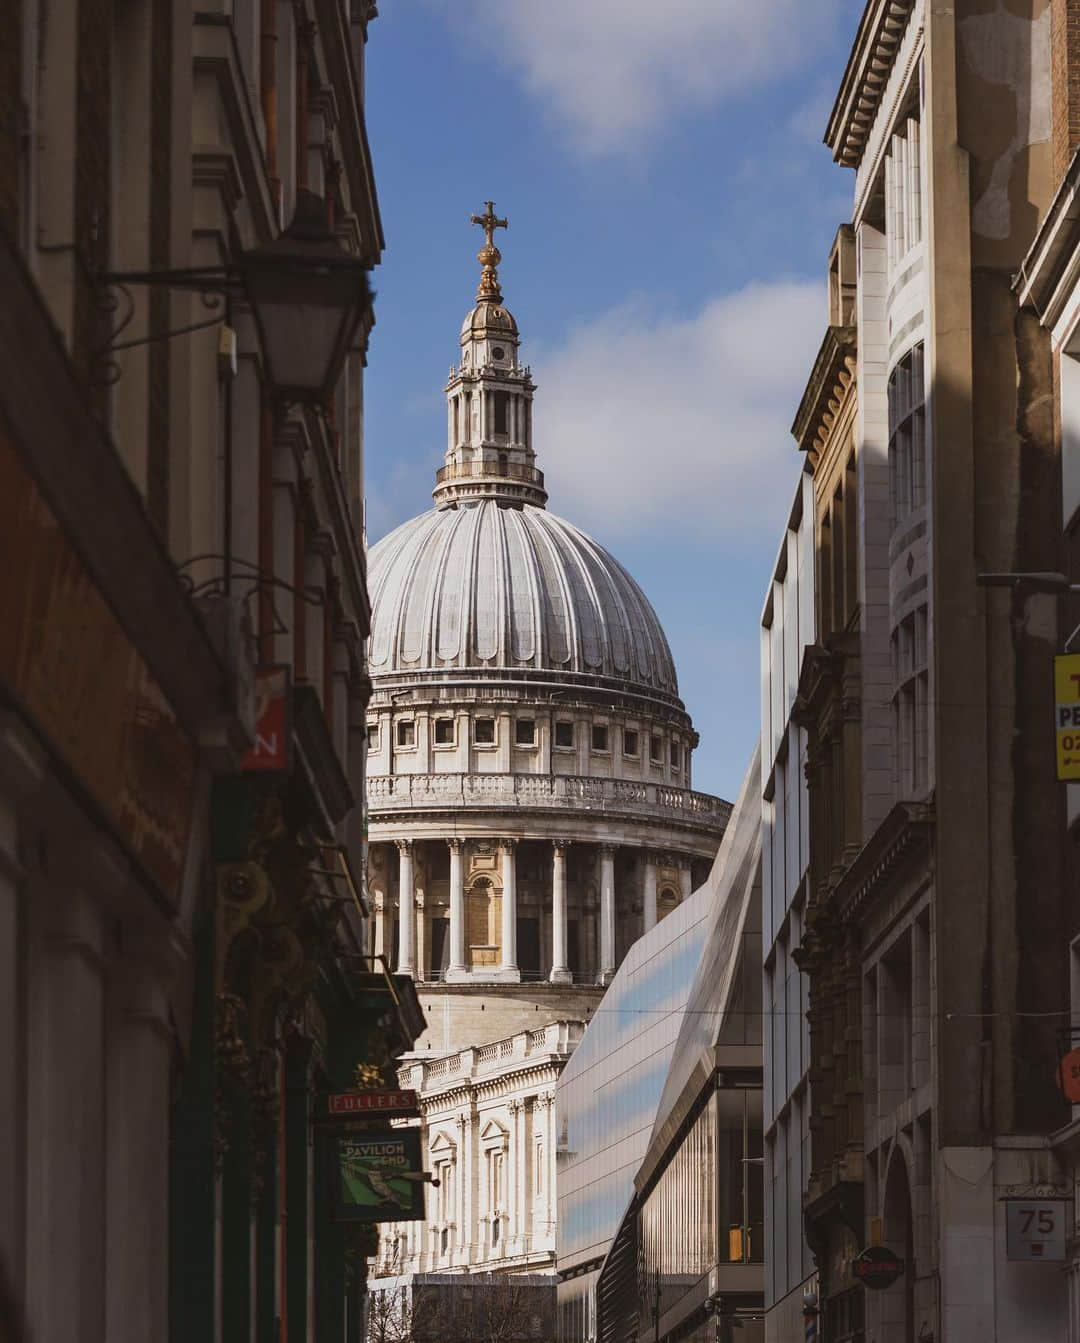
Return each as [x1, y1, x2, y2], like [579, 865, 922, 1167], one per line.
[170, 692, 424, 1343]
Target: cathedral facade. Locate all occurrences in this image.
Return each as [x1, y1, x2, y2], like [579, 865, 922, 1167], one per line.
[364, 207, 728, 1301]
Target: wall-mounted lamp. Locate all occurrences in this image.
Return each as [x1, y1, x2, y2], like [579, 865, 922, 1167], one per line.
[98, 190, 371, 408]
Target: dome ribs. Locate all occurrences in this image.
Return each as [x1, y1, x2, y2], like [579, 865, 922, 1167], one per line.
[503, 507, 539, 665]
[527, 510, 575, 668]
[541, 514, 611, 675]
[401, 513, 449, 666]
[366, 503, 680, 699]
[421, 507, 459, 666]
[473, 500, 501, 663]
[457, 503, 485, 672]
[432, 509, 467, 664]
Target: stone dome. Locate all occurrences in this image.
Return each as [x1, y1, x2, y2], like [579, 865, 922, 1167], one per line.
[367, 500, 681, 704]
[460, 302, 518, 338]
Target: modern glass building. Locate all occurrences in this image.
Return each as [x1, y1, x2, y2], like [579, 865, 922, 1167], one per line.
[555, 858, 715, 1340]
[760, 472, 816, 1339]
[556, 749, 765, 1343]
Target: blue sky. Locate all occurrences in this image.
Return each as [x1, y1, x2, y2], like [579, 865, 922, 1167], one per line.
[363, 0, 865, 801]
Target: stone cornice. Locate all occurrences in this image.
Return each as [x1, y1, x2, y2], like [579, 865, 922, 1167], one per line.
[791, 326, 857, 464]
[833, 798, 934, 923]
[825, 0, 917, 169]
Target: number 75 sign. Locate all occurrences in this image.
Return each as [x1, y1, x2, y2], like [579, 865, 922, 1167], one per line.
[1005, 1200, 1067, 1261]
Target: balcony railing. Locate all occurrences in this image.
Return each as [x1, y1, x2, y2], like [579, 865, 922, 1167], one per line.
[367, 772, 730, 833]
[435, 460, 545, 487]
[397, 1021, 585, 1092]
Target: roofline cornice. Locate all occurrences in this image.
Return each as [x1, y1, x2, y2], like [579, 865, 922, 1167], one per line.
[826, 0, 917, 169]
[791, 326, 858, 458]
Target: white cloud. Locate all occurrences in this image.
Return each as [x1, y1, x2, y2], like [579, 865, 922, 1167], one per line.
[532, 279, 824, 540]
[443, 0, 845, 154]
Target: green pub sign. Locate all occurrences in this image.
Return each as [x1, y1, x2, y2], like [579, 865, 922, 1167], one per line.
[332, 1129, 426, 1223]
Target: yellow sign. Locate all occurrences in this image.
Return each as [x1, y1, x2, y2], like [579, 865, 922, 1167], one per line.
[1055, 655, 1080, 781]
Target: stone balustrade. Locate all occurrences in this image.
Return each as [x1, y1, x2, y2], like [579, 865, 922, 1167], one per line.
[367, 773, 730, 834]
[398, 1021, 584, 1091]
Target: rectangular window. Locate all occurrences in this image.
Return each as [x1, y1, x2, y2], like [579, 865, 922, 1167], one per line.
[396, 720, 415, 748]
[515, 718, 536, 746]
[892, 604, 929, 796]
[670, 740, 681, 769]
[494, 391, 509, 435]
[366, 723, 379, 750]
[623, 728, 639, 758]
[650, 734, 663, 763]
[474, 717, 496, 745]
[886, 117, 922, 271]
[888, 344, 926, 529]
[434, 717, 455, 746]
[554, 720, 574, 749]
[591, 724, 609, 752]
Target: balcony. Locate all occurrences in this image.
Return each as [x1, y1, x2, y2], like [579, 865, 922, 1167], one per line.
[397, 1020, 585, 1092]
[435, 459, 545, 488]
[366, 772, 731, 836]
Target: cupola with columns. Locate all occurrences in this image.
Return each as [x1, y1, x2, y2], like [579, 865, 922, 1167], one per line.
[436, 201, 546, 510]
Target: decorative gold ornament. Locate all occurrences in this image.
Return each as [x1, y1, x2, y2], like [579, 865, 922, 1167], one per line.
[470, 200, 508, 302]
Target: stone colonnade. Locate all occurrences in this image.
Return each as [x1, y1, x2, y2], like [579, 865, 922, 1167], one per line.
[375, 837, 697, 984]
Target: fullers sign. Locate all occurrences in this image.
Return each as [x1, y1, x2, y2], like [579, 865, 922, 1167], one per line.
[326, 1089, 419, 1118]
[852, 1245, 905, 1291]
[1055, 654, 1080, 782]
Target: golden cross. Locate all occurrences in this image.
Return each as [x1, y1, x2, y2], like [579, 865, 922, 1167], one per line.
[470, 201, 508, 250]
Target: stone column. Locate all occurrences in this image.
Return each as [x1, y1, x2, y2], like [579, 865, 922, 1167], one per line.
[25, 890, 106, 1343]
[600, 844, 617, 982]
[680, 859, 693, 902]
[499, 838, 519, 980]
[642, 851, 658, 933]
[372, 893, 386, 960]
[106, 963, 172, 1343]
[550, 840, 571, 984]
[0, 716, 43, 1293]
[546, 1095, 558, 1235]
[455, 1113, 467, 1258]
[512, 1099, 526, 1245]
[448, 838, 467, 978]
[396, 840, 416, 976]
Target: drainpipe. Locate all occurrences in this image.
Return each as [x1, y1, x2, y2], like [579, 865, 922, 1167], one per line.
[258, 400, 274, 663]
[294, 3, 314, 193]
[260, 0, 280, 212]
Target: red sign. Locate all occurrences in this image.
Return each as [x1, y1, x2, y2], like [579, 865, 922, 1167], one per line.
[852, 1246, 905, 1290]
[1058, 1047, 1080, 1103]
[327, 1090, 419, 1117]
[243, 666, 290, 771]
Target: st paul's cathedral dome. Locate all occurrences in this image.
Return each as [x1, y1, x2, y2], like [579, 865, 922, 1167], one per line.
[363, 202, 728, 1012]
